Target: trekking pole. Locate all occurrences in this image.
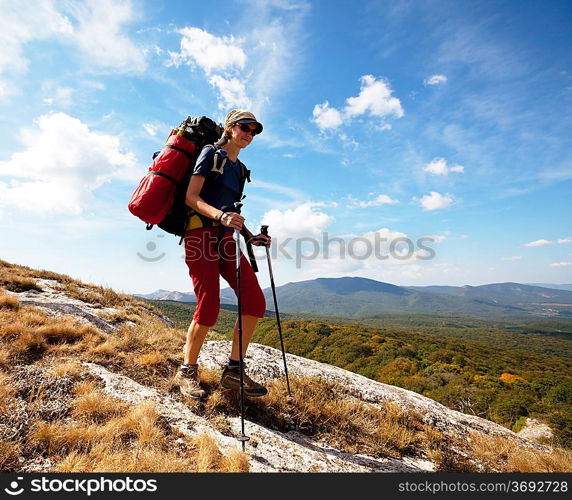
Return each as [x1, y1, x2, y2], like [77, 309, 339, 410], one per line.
[260, 225, 292, 398]
[233, 202, 250, 450]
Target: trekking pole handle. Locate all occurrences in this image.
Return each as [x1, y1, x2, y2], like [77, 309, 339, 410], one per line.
[260, 225, 269, 236]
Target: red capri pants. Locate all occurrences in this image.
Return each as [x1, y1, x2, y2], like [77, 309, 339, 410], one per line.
[184, 227, 266, 327]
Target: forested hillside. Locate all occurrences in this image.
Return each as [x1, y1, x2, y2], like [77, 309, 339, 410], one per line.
[149, 300, 572, 448]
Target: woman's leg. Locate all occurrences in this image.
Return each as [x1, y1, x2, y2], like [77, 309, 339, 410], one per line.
[218, 232, 266, 360]
[229, 314, 259, 361]
[184, 320, 211, 365]
[176, 228, 221, 399]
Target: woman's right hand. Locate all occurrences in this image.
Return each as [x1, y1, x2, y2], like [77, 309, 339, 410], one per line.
[220, 212, 245, 230]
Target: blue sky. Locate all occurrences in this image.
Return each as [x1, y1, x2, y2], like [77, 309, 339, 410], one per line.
[0, 0, 571, 294]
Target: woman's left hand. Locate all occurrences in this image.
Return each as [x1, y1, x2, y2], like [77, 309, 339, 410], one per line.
[251, 233, 271, 247]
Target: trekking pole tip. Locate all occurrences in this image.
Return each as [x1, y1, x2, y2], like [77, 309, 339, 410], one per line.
[237, 434, 250, 452]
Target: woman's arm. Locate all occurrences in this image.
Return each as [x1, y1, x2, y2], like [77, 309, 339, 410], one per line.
[185, 175, 223, 220]
[185, 175, 244, 230]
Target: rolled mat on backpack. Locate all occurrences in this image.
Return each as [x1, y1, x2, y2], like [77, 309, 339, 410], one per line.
[128, 132, 196, 225]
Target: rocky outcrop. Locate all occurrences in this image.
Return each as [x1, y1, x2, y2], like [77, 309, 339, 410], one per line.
[5, 278, 174, 331]
[83, 361, 433, 472]
[517, 418, 554, 443]
[79, 339, 549, 473]
[198, 342, 547, 450]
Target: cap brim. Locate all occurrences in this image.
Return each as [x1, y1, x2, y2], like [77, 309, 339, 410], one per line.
[236, 118, 263, 134]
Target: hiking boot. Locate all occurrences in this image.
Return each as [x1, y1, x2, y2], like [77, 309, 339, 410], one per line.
[220, 364, 268, 397]
[174, 364, 206, 400]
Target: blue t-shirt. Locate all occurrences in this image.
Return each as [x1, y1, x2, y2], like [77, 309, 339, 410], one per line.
[191, 145, 246, 226]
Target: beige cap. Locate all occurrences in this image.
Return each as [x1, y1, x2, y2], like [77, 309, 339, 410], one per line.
[224, 109, 263, 134]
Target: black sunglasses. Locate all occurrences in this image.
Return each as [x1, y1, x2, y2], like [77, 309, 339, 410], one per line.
[236, 123, 258, 136]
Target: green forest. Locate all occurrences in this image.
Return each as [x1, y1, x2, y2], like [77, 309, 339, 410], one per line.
[149, 300, 572, 448]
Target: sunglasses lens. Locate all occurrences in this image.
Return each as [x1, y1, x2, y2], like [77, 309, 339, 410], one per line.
[239, 123, 257, 135]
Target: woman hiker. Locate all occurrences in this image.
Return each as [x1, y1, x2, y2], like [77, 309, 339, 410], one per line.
[174, 109, 271, 400]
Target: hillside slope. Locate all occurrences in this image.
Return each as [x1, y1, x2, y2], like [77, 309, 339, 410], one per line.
[1, 259, 570, 473]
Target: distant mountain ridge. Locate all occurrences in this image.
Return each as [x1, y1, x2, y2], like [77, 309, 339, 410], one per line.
[526, 283, 572, 292]
[136, 277, 572, 320]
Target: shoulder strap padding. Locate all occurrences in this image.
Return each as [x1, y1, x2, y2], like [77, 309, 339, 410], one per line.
[211, 147, 227, 175]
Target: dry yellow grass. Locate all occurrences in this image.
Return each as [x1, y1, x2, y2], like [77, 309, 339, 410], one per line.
[0, 274, 41, 293]
[220, 447, 250, 472]
[29, 390, 248, 473]
[1, 258, 163, 319]
[55, 443, 194, 472]
[111, 401, 164, 446]
[468, 432, 572, 472]
[0, 291, 20, 310]
[0, 372, 16, 412]
[194, 433, 225, 472]
[198, 373, 434, 460]
[88, 337, 121, 357]
[0, 349, 10, 369]
[51, 361, 84, 378]
[0, 441, 21, 470]
[71, 389, 127, 423]
[11, 320, 101, 357]
[0, 304, 106, 365]
[73, 380, 98, 395]
[31, 420, 102, 454]
[134, 352, 166, 369]
[193, 433, 249, 472]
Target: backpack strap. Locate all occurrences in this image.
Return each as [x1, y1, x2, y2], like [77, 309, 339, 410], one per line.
[238, 160, 251, 198]
[210, 145, 251, 199]
[211, 145, 228, 176]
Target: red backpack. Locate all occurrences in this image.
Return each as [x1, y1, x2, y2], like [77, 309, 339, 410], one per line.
[128, 116, 224, 238]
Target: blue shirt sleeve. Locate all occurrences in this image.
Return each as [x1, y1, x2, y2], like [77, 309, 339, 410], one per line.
[192, 145, 216, 177]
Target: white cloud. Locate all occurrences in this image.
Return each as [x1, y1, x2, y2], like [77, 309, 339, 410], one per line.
[345, 75, 404, 120]
[168, 27, 246, 75]
[0, 79, 17, 100]
[260, 202, 333, 239]
[522, 237, 570, 247]
[0, 112, 136, 214]
[42, 84, 74, 107]
[425, 74, 448, 86]
[208, 75, 251, 110]
[143, 123, 160, 137]
[167, 26, 251, 112]
[424, 157, 465, 175]
[65, 0, 146, 73]
[312, 75, 404, 131]
[347, 194, 399, 208]
[425, 234, 446, 243]
[0, 0, 146, 77]
[167, 4, 308, 116]
[418, 191, 454, 211]
[312, 101, 343, 130]
[524, 239, 553, 247]
[249, 179, 305, 201]
[550, 262, 572, 267]
[0, 1, 72, 75]
[502, 255, 522, 261]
